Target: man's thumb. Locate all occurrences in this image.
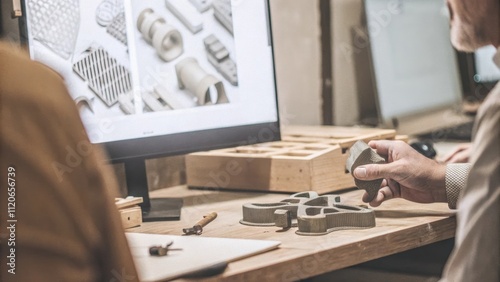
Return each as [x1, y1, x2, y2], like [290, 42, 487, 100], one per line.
[354, 163, 393, 180]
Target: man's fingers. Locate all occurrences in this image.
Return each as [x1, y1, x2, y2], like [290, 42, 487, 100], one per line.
[363, 186, 394, 207]
[367, 140, 404, 157]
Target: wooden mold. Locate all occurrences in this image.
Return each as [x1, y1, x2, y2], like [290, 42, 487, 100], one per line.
[186, 126, 399, 194]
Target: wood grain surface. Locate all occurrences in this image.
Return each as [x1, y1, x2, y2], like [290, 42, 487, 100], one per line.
[128, 186, 456, 282]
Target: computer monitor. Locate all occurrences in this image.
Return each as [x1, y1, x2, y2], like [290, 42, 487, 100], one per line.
[458, 45, 500, 104]
[364, 0, 468, 135]
[20, 0, 280, 221]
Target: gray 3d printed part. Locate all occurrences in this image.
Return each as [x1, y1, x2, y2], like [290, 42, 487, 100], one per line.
[175, 57, 229, 105]
[189, 0, 212, 13]
[166, 0, 204, 34]
[95, 0, 124, 27]
[274, 210, 292, 229]
[296, 204, 375, 236]
[118, 91, 135, 115]
[240, 191, 375, 236]
[212, 0, 233, 35]
[137, 8, 184, 62]
[204, 34, 238, 86]
[107, 12, 127, 45]
[73, 47, 132, 107]
[240, 192, 323, 226]
[27, 0, 80, 59]
[346, 140, 386, 202]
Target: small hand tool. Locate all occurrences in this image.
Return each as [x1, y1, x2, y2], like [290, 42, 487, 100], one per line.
[183, 212, 218, 235]
[149, 241, 182, 256]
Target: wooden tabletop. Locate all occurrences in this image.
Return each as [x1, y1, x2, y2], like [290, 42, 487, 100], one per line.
[128, 186, 456, 282]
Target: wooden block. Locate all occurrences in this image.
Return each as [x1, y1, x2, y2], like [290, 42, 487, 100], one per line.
[115, 197, 143, 229]
[186, 126, 397, 194]
[119, 206, 142, 229]
[115, 196, 143, 209]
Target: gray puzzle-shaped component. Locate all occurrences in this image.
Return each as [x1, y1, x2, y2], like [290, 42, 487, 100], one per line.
[346, 140, 386, 202]
[240, 192, 320, 226]
[296, 204, 375, 236]
[241, 192, 375, 236]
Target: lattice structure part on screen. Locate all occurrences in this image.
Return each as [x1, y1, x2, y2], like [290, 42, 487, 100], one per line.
[73, 48, 132, 107]
[107, 12, 128, 45]
[27, 0, 80, 59]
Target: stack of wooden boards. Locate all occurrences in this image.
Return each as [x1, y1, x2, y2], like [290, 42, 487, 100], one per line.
[115, 197, 143, 229]
[186, 126, 404, 194]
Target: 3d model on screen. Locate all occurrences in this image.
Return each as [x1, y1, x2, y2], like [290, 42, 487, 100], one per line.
[95, 0, 127, 45]
[189, 0, 212, 13]
[213, 0, 234, 35]
[175, 57, 229, 105]
[137, 8, 184, 62]
[141, 91, 173, 112]
[95, 0, 123, 27]
[240, 192, 375, 236]
[106, 12, 128, 45]
[74, 96, 94, 113]
[27, 0, 80, 59]
[346, 140, 387, 202]
[73, 47, 132, 107]
[118, 85, 190, 115]
[166, 0, 204, 34]
[204, 34, 238, 86]
[118, 91, 135, 115]
[154, 85, 188, 110]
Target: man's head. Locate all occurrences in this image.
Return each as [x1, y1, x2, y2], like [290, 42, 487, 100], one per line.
[447, 0, 500, 52]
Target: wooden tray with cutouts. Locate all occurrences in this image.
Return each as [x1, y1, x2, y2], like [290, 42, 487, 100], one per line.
[186, 126, 403, 194]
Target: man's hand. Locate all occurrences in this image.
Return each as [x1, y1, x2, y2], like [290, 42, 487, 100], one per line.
[353, 140, 447, 207]
[438, 143, 472, 163]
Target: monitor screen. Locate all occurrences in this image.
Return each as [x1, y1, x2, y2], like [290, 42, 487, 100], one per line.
[473, 45, 500, 83]
[456, 45, 499, 105]
[21, 0, 280, 220]
[364, 0, 463, 133]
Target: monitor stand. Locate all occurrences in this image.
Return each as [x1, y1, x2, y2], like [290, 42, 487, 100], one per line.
[123, 158, 183, 222]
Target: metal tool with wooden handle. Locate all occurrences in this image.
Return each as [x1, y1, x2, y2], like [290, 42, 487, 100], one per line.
[183, 212, 218, 235]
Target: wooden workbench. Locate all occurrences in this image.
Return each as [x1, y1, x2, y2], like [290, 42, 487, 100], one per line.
[128, 186, 456, 281]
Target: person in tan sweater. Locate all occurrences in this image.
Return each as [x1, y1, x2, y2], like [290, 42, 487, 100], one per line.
[0, 44, 139, 281]
[353, 0, 500, 281]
